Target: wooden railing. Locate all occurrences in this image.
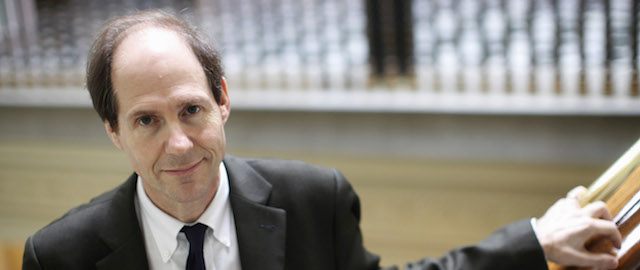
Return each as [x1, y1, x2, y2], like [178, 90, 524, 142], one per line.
[550, 138, 640, 270]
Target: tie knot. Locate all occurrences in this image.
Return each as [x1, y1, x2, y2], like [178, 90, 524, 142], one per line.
[181, 223, 208, 240]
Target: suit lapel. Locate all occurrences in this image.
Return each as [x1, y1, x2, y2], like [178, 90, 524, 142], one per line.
[225, 155, 287, 270]
[96, 174, 149, 270]
[96, 237, 148, 270]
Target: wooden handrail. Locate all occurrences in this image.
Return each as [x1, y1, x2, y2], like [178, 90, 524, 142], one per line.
[549, 138, 640, 270]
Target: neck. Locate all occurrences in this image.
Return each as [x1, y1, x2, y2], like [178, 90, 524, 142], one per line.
[166, 195, 215, 223]
[141, 177, 219, 223]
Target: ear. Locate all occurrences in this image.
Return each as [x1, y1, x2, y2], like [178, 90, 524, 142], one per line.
[219, 77, 231, 124]
[104, 121, 123, 150]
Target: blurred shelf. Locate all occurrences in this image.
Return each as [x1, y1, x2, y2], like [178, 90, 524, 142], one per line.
[0, 88, 90, 108]
[2, 87, 640, 115]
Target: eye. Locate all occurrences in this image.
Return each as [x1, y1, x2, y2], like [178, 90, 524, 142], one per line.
[185, 105, 200, 115]
[138, 116, 154, 126]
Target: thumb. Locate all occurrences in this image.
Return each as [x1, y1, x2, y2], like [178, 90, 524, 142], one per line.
[567, 186, 587, 200]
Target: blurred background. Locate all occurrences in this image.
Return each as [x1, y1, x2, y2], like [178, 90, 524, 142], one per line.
[2, 0, 640, 269]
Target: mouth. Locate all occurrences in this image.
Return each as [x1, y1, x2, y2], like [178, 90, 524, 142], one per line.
[163, 159, 203, 176]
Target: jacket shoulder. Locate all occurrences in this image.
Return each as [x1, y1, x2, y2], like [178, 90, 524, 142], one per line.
[37, 189, 115, 236]
[241, 157, 338, 181]
[228, 155, 345, 208]
[237, 156, 347, 195]
[24, 179, 133, 269]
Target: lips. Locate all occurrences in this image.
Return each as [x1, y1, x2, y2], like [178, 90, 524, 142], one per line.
[163, 159, 203, 176]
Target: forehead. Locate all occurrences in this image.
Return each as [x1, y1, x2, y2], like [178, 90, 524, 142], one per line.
[110, 26, 212, 116]
[112, 26, 198, 77]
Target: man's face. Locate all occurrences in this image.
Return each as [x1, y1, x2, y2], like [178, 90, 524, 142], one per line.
[106, 27, 230, 215]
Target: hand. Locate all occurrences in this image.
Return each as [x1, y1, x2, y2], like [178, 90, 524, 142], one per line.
[536, 186, 622, 269]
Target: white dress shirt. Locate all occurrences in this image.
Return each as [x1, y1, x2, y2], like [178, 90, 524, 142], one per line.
[135, 162, 242, 270]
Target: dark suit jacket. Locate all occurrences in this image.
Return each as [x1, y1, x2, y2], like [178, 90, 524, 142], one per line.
[23, 155, 548, 270]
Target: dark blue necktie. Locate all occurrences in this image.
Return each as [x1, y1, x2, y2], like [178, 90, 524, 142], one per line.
[181, 223, 208, 270]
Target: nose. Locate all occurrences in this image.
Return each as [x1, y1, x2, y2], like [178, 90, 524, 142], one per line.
[165, 124, 193, 155]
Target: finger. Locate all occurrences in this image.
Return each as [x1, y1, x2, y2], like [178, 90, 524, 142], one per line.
[568, 186, 587, 200]
[583, 201, 612, 220]
[564, 248, 618, 269]
[586, 253, 619, 269]
[588, 219, 622, 249]
[586, 253, 618, 269]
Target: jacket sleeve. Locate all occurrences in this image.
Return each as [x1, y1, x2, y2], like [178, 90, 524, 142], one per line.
[404, 219, 548, 270]
[331, 168, 548, 270]
[22, 236, 43, 270]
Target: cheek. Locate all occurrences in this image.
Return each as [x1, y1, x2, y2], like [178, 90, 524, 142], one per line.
[120, 131, 164, 172]
[199, 115, 226, 150]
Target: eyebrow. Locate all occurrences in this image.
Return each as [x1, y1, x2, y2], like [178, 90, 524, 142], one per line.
[125, 96, 212, 120]
[175, 96, 211, 108]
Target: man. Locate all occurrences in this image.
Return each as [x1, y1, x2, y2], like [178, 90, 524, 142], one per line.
[23, 10, 621, 270]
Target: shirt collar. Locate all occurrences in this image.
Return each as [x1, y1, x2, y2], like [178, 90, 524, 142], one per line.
[197, 161, 232, 248]
[136, 161, 232, 263]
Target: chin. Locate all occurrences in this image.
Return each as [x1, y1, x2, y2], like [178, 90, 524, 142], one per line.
[175, 178, 216, 200]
